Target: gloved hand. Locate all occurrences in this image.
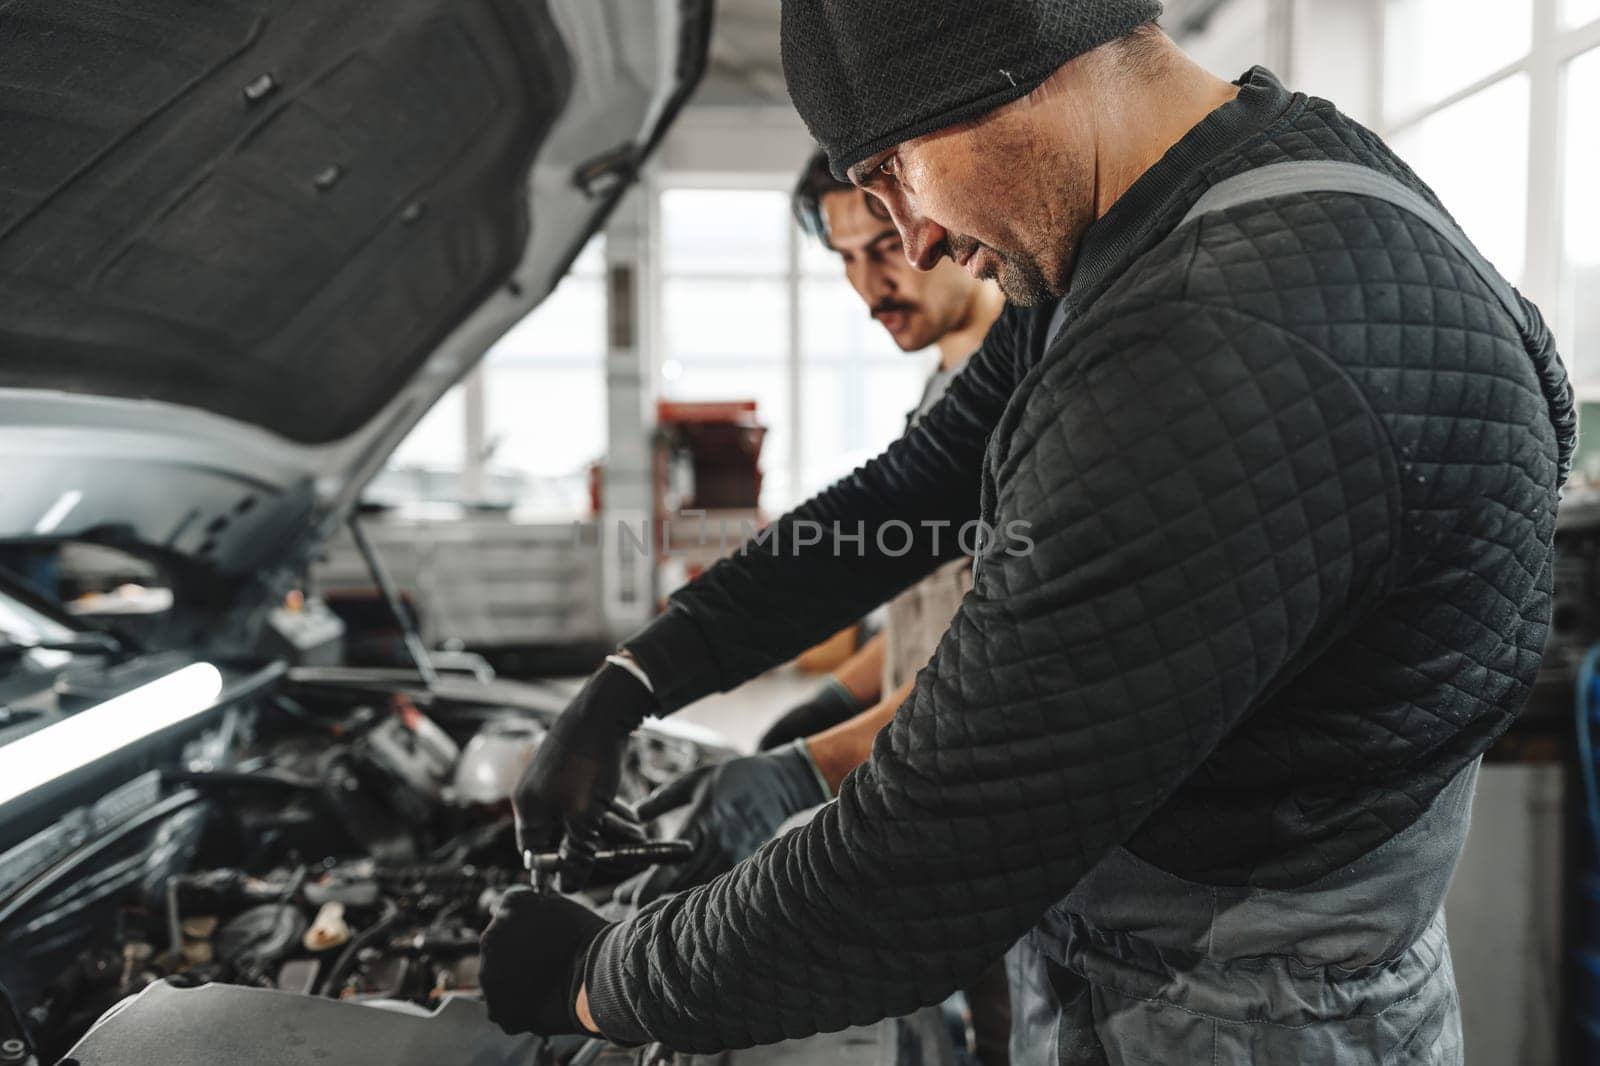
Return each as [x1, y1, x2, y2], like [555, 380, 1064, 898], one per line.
[512, 662, 658, 891]
[756, 677, 864, 751]
[613, 741, 830, 908]
[479, 887, 611, 1036]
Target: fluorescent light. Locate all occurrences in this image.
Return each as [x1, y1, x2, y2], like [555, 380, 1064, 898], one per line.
[33, 489, 83, 535]
[0, 663, 224, 807]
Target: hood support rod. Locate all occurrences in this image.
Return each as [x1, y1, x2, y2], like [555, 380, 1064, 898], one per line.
[347, 514, 438, 688]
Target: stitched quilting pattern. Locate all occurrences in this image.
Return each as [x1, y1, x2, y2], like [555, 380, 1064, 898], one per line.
[609, 89, 1571, 1050]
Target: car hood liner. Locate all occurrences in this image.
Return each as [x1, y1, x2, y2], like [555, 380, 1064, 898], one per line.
[0, 0, 569, 444]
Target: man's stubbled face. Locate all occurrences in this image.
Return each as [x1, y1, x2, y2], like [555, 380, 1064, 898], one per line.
[849, 104, 1098, 307]
[819, 187, 983, 351]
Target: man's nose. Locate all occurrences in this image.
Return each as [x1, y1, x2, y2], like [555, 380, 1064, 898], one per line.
[904, 216, 951, 272]
[865, 264, 898, 301]
[880, 197, 948, 272]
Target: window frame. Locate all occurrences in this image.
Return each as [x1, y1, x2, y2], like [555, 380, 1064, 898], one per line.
[383, 238, 608, 504]
[1377, 0, 1600, 394]
[650, 171, 943, 509]
[650, 171, 808, 509]
[463, 238, 607, 498]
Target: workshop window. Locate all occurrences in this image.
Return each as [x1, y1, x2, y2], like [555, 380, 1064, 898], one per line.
[798, 247, 929, 498]
[658, 187, 793, 505]
[662, 187, 791, 274]
[1380, 0, 1600, 405]
[1180, 0, 1272, 80]
[1388, 74, 1531, 285]
[482, 238, 607, 505]
[1383, 0, 1533, 123]
[657, 183, 942, 511]
[379, 237, 606, 513]
[387, 380, 467, 481]
[1563, 47, 1600, 392]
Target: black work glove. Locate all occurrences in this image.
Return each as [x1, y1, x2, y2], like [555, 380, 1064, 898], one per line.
[613, 741, 829, 908]
[480, 887, 611, 1036]
[756, 677, 864, 750]
[512, 663, 658, 891]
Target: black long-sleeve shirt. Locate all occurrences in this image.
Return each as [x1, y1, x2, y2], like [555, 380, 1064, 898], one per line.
[585, 68, 1574, 1051]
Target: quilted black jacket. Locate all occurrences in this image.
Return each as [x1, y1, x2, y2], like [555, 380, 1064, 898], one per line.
[588, 68, 1575, 1050]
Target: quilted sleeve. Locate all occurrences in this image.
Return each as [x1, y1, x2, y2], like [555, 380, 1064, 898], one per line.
[622, 305, 1042, 713]
[583, 301, 1403, 1051]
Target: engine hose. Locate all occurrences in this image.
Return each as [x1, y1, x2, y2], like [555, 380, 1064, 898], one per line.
[166, 877, 184, 960]
[163, 770, 322, 793]
[280, 865, 309, 903]
[316, 901, 401, 998]
[428, 901, 463, 931]
[0, 791, 207, 932]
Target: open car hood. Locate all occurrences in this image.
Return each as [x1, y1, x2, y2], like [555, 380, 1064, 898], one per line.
[0, 0, 709, 620]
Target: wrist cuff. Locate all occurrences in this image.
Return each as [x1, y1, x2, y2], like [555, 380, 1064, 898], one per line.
[622, 605, 722, 713]
[792, 738, 834, 801]
[604, 653, 655, 695]
[582, 923, 653, 1047]
[822, 674, 865, 712]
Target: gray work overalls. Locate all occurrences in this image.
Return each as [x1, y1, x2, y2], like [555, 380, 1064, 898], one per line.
[1006, 760, 1474, 1065]
[1003, 160, 1532, 1066]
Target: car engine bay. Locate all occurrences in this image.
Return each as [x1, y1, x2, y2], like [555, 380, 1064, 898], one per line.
[0, 668, 726, 1066]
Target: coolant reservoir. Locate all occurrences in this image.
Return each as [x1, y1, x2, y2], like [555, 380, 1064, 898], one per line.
[450, 719, 545, 805]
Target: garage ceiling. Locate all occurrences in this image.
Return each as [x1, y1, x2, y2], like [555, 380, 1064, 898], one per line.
[695, 0, 1220, 106]
[697, 0, 785, 105]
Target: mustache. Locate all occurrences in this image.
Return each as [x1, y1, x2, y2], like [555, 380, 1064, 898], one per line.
[870, 300, 917, 317]
[946, 233, 983, 264]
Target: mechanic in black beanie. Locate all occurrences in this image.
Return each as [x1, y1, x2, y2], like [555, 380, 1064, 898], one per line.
[483, 3, 1575, 1063]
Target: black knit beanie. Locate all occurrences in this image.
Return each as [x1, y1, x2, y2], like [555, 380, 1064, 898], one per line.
[783, 0, 1164, 180]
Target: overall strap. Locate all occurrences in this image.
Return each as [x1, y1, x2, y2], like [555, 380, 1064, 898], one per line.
[1177, 159, 1529, 334]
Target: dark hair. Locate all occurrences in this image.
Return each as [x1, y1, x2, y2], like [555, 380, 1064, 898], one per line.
[792, 149, 894, 249]
[792, 149, 852, 246]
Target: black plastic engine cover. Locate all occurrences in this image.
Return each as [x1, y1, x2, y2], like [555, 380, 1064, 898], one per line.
[63, 981, 541, 1066]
